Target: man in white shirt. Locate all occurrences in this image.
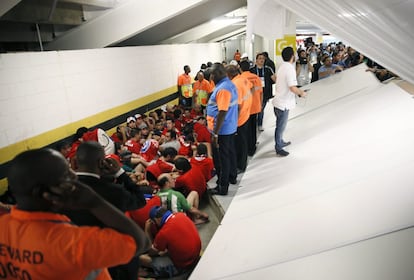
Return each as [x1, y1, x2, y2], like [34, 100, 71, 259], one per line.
[272, 47, 307, 156]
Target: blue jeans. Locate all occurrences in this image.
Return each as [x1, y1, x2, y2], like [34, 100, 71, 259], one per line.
[274, 107, 289, 151]
[257, 98, 268, 127]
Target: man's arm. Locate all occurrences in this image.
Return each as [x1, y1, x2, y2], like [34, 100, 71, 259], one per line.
[43, 181, 150, 256]
[289, 86, 307, 98]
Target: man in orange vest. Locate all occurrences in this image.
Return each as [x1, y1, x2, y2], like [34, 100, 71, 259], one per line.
[193, 71, 213, 113]
[177, 65, 193, 108]
[240, 60, 263, 156]
[226, 65, 252, 172]
[233, 49, 241, 62]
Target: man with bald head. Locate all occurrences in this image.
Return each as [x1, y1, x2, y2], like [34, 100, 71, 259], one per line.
[69, 141, 146, 280]
[1, 148, 149, 279]
[68, 141, 145, 227]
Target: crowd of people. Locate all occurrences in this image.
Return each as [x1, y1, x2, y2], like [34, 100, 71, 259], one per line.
[0, 41, 397, 279]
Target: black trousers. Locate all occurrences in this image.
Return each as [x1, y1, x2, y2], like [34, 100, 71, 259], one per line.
[236, 121, 249, 171]
[247, 113, 258, 156]
[212, 133, 237, 194]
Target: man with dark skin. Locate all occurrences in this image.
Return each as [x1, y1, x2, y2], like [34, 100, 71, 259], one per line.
[1, 148, 149, 279]
[68, 141, 146, 280]
[206, 63, 238, 195]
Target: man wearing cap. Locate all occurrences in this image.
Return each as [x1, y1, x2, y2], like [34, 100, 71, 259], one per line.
[140, 206, 201, 278]
[135, 114, 148, 129]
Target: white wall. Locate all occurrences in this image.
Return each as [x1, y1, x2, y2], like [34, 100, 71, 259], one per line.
[0, 43, 222, 148]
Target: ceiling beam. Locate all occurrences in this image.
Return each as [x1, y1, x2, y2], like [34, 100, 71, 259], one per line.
[1, 0, 83, 25]
[115, 0, 247, 46]
[0, 0, 21, 17]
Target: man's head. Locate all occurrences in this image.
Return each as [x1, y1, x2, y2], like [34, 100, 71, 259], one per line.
[8, 148, 75, 210]
[255, 53, 265, 67]
[174, 157, 191, 174]
[184, 65, 191, 74]
[322, 56, 333, 67]
[130, 129, 141, 140]
[196, 143, 208, 156]
[225, 65, 240, 80]
[196, 116, 207, 126]
[281, 47, 295, 62]
[161, 147, 177, 162]
[127, 117, 137, 128]
[149, 206, 172, 228]
[239, 60, 251, 72]
[196, 71, 204, 81]
[75, 141, 106, 174]
[210, 62, 227, 85]
[157, 173, 174, 189]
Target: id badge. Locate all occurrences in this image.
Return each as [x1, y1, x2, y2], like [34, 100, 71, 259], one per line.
[260, 77, 265, 87]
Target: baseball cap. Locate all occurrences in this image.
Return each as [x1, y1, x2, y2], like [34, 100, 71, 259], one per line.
[241, 53, 248, 59]
[160, 105, 167, 112]
[149, 206, 161, 220]
[127, 116, 136, 123]
[229, 60, 238, 66]
[135, 113, 142, 119]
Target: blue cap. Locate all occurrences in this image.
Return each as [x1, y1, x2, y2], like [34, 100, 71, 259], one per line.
[149, 206, 161, 220]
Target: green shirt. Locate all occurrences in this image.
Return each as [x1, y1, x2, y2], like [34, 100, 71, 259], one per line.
[157, 189, 191, 213]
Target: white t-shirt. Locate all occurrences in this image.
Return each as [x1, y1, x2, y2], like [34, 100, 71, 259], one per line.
[272, 61, 297, 110]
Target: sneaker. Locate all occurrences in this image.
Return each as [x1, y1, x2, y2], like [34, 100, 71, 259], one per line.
[281, 141, 291, 147]
[258, 126, 264, 132]
[276, 149, 289, 157]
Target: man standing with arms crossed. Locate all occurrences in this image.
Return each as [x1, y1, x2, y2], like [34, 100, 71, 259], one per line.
[207, 63, 238, 195]
[272, 47, 307, 157]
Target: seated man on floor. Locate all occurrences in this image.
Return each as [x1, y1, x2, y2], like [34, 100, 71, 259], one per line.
[140, 206, 201, 278]
[174, 157, 207, 199]
[190, 143, 215, 182]
[156, 173, 208, 224]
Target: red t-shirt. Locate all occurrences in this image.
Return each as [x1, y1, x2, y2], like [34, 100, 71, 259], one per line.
[140, 139, 159, 162]
[146, 159, 175, 182]
[175, 166, 207, 197]
[190, 156, 214, 182]
[128, 196, 161, 230]
[125, 139, 141, 155]
[111, 133, 123, 144]
[193, 123, 211, 143]
[153, 213, 201, 269]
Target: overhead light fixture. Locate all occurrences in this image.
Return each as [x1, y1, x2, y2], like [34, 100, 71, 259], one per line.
[211, 17, 245, 25]
[338, 12, 367, 18]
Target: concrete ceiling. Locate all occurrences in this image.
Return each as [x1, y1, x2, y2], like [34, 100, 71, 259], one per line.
[0, 0, 249, 52]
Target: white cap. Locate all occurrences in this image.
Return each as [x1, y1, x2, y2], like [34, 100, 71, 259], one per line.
[241, 53, 248, 59]
[127, 116, 136, 123]
[229, 60, 238, 66]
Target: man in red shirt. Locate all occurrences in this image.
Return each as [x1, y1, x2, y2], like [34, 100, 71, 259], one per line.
[190, 143, 214, 182]
[145, 147, 177, 187]
[174, 157, 207, 198]
[124, 129, 142, 155]
[140, 206, 201, 278]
